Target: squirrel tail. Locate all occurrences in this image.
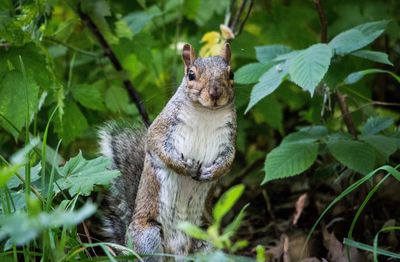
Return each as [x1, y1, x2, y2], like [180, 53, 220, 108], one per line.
[98, 122, 146, 245]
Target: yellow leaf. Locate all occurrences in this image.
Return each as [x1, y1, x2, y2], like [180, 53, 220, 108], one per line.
[200, 31, 223, 57]
[201, 31, 221, 44]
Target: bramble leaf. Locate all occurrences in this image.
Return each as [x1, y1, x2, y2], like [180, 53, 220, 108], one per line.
[329, 20, 389, 55]
[289, 43, 333, 94]
[263, 140, 318, 183]
[56, 152, 120, 196]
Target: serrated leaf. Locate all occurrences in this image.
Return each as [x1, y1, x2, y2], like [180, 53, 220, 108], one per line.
[56, 152, 120, 196]
[105, 85, 130, 113]
[255, 45, 292, 63]
[343, 69, 400, 85]
[0, 202, 96, 246]
[326, 137, 375, 174]
[177, 222, 209, 241]
[289, 43, 333, 94]
[213, 184, 245, 224]
[362, 116, 394, 135]
[234, 63, 273, 85]
[71, 84, 105, 111]
[7, 163, 41, 189]
[263, 141, 318, 184]
[351, 50, 393, 66]
[360, 134, 398, 161]
[0, 70, 39, 137]
[329, 20, 389, 55]
[245, 62, 289, 113]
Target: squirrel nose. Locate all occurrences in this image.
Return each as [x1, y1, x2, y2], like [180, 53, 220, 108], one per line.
[209, 88, 221, 100]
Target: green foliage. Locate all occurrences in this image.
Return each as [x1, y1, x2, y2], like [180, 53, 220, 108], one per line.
[329, 20, 389, 55]
[0, 202, 96, 247]
[1, 0, 400, 260]
[326, 137, 375, 174]
[263, 140, 318, 183]
[56, 151, 120, 196]
[179, 184, 249, 254]
[289, 43, 333, 94]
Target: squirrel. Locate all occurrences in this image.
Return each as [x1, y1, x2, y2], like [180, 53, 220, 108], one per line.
[98, 43, 237, 260]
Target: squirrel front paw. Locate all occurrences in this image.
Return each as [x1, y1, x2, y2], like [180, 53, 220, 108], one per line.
[196, 165, 215, 181]
[180, 153, 202, 177]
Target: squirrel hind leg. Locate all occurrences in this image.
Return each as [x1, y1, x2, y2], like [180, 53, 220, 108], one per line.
[126, 222, 164, 262]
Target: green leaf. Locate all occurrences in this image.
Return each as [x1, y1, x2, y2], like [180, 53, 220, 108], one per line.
[255, 45, 292, 63]
[0, 70, 39, 137]
[263, 141, 318, 184]
[289, 43, 333, 94]
[105, 85, 130, 113]
[234, 63, 273, 85]
[71, 84, 105, 111]
[0, 42, 55, 89]
[0, 203, 96, 246]
[351, 50, 393, 66]
[213, 184, 245, 224]
[123, 6, 162, 35]
[223, 204, 249, 239]
[362, 116, 394, 135]
[245, 62, 289, 113]
[54, 101, 88, 145]
[186, 0, 229, 26]
[7, 163, 41, 189]
[53, 19, 79, 42]
[329, 20, 389, 55]
[55, 152, 120, 196]
[326, 137, 376, 174]
[359, 135, 398, 161]
[343, 69, 400, 85]
[177, 222, 209, 241]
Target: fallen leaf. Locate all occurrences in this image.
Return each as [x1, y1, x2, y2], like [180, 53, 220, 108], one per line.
[293, 193, 308, 225]
[322, 226, 364, 262]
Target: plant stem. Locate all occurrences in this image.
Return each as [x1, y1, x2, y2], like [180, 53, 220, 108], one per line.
[313, 0, 357, 137]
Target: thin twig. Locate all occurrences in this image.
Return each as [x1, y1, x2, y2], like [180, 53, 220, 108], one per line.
[44, 37, 100, 57]
[333, 100, 400, 122]
[227, 0, 254, 37]
[77, 7, 150, 126]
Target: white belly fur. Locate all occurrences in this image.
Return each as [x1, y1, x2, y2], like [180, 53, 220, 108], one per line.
[157, 105, 232, 254]
[157, 169, 213, 254]
[173, 105, 232, 166]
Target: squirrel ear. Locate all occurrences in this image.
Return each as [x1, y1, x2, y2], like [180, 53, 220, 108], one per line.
[182, 44, 196, 69]
[220, 43, 231, 64]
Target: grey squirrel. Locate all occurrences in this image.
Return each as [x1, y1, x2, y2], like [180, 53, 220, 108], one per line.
[98, 43, 237, 259]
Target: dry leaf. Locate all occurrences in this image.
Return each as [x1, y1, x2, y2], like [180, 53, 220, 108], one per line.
[220, 24, 235, 40]
[293, 193, 308, 225]
[322, 226, 364, 262]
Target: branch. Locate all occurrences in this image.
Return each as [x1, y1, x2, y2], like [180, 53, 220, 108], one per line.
[336, 92, 357, 137]
[77, 7, 150, 127]
[313, 0, 328, 43]
[227, 0, 254, 38]
[313, 0, 357, 137]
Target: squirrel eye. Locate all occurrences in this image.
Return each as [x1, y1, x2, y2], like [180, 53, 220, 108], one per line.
[188, 70, 196, 81]
[229, 71, 234, 80]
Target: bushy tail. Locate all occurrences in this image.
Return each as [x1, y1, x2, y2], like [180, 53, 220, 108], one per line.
[98, 122, 147, 245]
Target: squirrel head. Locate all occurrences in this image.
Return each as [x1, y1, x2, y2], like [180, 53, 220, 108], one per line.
[181, 43, 234, 109]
